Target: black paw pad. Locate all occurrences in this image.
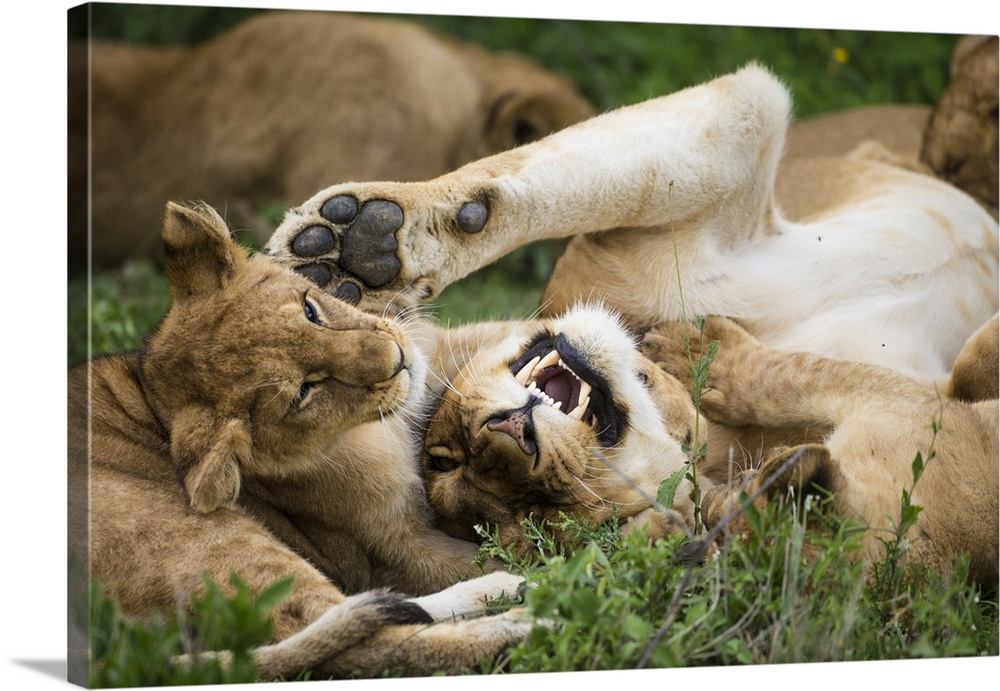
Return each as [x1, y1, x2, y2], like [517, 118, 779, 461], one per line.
[339, 200, 403, 288]
[320, 194, 359, 224]
[294, 263, 332, 288]
[291, 225, 335, 257]
[457, 201, 488, 233]
[333, 282, 362, 306]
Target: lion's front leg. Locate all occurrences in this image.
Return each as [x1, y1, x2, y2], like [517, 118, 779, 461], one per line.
[264, 64, 791, 315]
[643, 316, 936, 431]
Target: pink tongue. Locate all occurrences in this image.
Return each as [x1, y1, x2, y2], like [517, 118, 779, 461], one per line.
[543, 373, 574, 410]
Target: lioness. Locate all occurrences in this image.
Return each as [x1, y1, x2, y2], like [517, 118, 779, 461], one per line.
[420, 303, 713, 553]
[68, 202, 535, 680]
[69, 9, 593, 267]
[418, 304, 999, 587]
[641, 315, 999, 589]
[264, 63, 998, 390]
[262, 63, 996, 587]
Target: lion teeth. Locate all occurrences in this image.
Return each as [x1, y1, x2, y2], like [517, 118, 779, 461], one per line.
[527, 380, 562, 410]
[532, 349, 560, 378]
[515, 356, 540, 386]
[568, 395, 590, 421]
[518, 347, 594, 418]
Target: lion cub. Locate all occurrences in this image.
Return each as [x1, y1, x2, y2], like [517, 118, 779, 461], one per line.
[68, 203, 532, 680]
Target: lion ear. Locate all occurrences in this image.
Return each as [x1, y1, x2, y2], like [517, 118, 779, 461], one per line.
[480, 59, 593, 153]
[161, 201, 246, 300]
[172, 410, 251, 514]
[483, 91, 579, 152]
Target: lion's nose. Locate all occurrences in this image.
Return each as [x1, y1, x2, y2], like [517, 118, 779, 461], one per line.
[486, 405, 537, 456]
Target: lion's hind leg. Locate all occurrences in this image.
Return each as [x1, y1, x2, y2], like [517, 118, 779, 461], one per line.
[179, 572, 533, 679]
[170, 589, 429, 680]
[252, 590, 432, 679]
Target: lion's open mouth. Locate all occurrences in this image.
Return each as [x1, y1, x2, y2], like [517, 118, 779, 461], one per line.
[508, 333, 623, 447]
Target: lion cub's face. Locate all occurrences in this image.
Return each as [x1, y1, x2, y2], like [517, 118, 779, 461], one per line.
[142, 203, 425, 513]
[422, 305, 696, 544]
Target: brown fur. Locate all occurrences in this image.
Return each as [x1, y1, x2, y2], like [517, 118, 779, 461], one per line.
[264, 64, 995, 393]
[921, 35, 999, 219]
[256, 59, 995, 586]
[642, 317, 999, 588]
[418, 306, 828, 554]
[68, 203, 532, 679]
[948, 314, 1000, 403]
[69, 10, 593, 268]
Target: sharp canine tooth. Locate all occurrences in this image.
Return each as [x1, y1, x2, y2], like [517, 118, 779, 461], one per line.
[534, 349, 560, 375]
[578, 380, 592, 405]
[568, 395, 590, 421]
[552, 401, 562, 411]
[515, 357, 540, 386]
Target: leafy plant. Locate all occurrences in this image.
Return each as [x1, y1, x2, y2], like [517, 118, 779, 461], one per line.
[88, 572, 293, 688]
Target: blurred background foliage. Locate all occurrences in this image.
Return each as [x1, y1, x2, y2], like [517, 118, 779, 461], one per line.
[68, 3, 962, 365]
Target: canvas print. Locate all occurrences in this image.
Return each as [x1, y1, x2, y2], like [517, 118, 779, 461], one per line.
[67, 2, 999, 687]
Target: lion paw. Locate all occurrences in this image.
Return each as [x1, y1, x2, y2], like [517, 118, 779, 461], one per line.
[642, 316, 766, 423]
[267, 192, 406, 306]
[265, 182, 493, 314]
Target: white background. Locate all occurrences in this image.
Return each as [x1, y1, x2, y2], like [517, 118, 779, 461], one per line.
[3, 1, 997, 689]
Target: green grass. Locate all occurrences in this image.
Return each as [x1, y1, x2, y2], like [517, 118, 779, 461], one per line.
[485, 495, 997, 672]
[85, 485, 997, 682]
[88, 573, 294, 687]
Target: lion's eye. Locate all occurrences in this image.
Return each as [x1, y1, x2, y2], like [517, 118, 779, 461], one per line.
[295, 379, 321, 410]
[429, 455, 459, 472]
[304, 297, 321, 325]
[426, 445, 459, 472]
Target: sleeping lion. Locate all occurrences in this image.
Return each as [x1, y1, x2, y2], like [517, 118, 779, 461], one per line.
[70, 10, 592, 268]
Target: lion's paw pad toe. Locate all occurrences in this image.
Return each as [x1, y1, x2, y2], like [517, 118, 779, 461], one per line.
[286, 196, 405, 300]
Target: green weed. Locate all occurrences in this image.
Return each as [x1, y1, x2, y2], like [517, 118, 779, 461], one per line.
[88, 572, 293, 687]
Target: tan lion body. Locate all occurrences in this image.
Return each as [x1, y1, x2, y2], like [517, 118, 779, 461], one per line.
[643, 317, 999, 587]
[69, 203, 535, 680]
[263, 59, 997, 584]
[69, 10, 592, 267]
